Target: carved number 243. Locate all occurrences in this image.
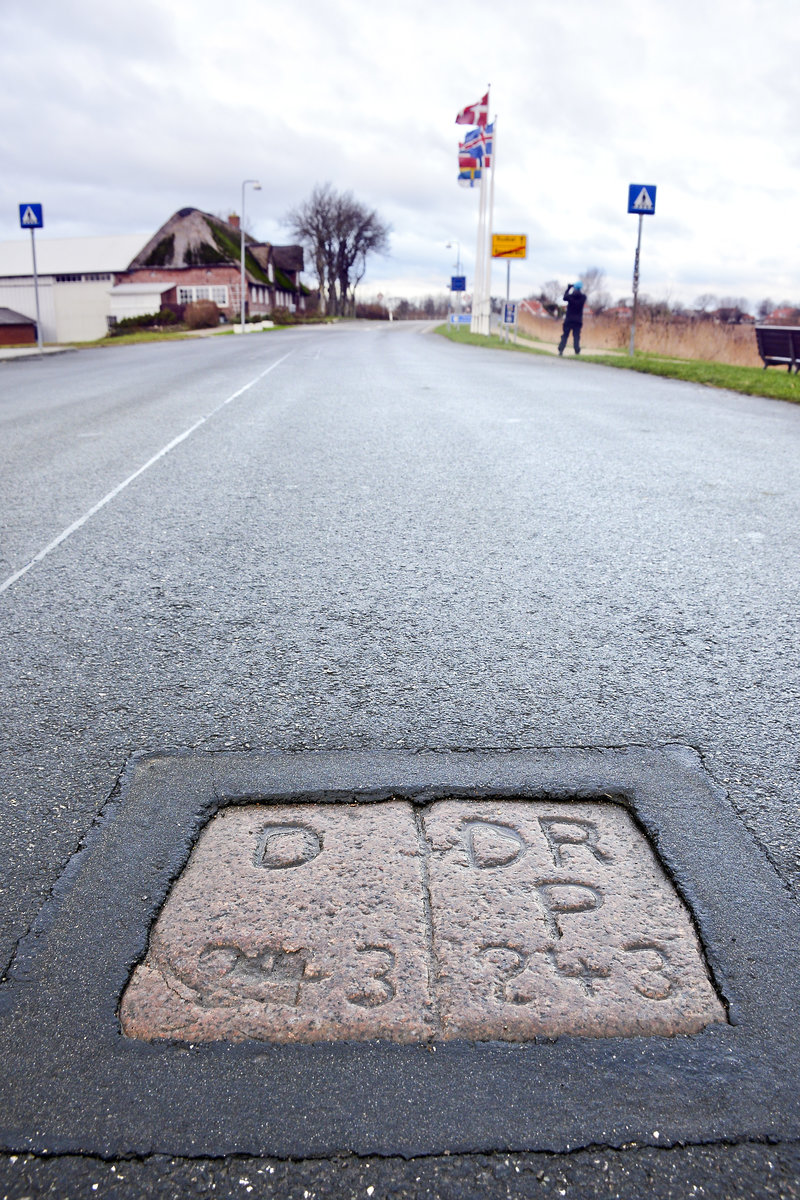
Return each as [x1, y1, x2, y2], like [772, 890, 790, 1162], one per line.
[479, 941, 676, 1002]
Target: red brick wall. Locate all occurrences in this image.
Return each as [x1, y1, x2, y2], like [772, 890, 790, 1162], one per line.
[0, 325, 36, 346]
[116, 267, 270, 318]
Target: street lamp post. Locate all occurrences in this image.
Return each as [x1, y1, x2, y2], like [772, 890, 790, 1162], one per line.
[446, 241, 462, 317]
[239, 179, 261, 333]
[446, 240, 462, 273]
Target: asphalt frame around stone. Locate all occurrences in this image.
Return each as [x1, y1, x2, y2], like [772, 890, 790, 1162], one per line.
[0, 745, 798, 1161]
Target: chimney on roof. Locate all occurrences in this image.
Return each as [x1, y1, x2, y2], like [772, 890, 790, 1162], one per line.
[229, 213, 240, 230]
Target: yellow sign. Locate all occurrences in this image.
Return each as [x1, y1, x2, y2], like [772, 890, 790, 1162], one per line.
[492, 234, 527, 259]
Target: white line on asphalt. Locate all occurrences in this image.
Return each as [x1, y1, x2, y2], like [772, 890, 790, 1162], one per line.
[0, 352, 292, 596]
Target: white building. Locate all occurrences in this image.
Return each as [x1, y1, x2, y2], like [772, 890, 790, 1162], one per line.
[0, 233, 148, 343]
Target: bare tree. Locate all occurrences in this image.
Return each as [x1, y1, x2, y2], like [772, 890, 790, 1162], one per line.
[540, 280, 564, 304]
[694, 293, 717, 314]
[538, 280, 564, 315]
[285, 184, 390, 316]
[284, 184, 336, 313]
[756, 298, 774, 321]
[717, 296, 751, 324]
[580, 267, 609, 311]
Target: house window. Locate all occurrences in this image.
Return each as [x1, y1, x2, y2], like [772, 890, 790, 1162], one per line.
[84, 274, 111, 282]
[177, 285, 229, 306]
[55, 274, 82, 282]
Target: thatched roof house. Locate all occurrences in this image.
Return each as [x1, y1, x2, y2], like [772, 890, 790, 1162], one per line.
[112, 208, 305, 323]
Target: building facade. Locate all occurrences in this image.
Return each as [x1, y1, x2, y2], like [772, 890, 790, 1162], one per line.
[0, 210, 306, 343]
[0, 234, 149, 342]
[110, 209, 305, 326]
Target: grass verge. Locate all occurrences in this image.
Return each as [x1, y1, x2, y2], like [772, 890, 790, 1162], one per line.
[70, 329, 199, 348]
[581, 351, 800, 404]
[435, 324, 800, 405]
[69, 319, 337, 350]
[435, 325, 556, 358]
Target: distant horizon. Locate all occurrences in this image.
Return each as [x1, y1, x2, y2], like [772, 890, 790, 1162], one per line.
[2, 219, 796, 319]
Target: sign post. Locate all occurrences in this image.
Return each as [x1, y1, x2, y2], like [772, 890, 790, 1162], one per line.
[450, 274, 466, 320]
[503, 301, 518, 343]
[627, 185, 656, 356]
[19, 204, 44, 353]
[492, 234, 527, 341]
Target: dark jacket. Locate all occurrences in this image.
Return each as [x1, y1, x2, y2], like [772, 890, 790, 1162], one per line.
[563, 286, 587, 322]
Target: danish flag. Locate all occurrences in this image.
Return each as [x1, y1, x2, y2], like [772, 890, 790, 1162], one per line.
[455, 92, 489, 126]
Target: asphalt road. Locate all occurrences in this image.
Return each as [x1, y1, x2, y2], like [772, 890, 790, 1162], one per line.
[1, 322, 799, 1197]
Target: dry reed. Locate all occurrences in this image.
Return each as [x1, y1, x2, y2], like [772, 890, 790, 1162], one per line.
[517, 310, 763, 367]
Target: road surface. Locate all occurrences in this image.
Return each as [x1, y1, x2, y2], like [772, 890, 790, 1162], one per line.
[1, 322, 799, 1196]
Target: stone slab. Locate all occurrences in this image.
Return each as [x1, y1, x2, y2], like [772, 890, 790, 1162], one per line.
[423, 800, 724, 1039]
[121, 802, 434, 1042]
[120, 796, 723, 1043]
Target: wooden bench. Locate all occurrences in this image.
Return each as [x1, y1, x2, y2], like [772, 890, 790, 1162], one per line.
[754, 325, 800, 372]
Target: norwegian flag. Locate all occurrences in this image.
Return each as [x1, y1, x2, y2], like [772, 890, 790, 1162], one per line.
[458, 147, 490, 171]
[455, 92, 489, 126]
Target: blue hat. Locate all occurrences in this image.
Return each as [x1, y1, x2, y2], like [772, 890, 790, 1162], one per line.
[573, 281, 583, 289]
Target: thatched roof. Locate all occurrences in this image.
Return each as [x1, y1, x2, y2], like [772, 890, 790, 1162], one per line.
[127, 208, 267, 281]
[127, 210, 302, 287]
[248, 245, 271, 273]
[272, 245, 304, 274]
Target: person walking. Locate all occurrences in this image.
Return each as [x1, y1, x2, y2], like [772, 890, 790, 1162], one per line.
[558, 282, 586, 355]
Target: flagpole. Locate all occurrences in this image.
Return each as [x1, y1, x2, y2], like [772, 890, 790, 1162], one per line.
[456, 86, 491, 335]
[471, 156, 487, 335]
[471, 85, 490, 335]
[483, 112, 497, 336]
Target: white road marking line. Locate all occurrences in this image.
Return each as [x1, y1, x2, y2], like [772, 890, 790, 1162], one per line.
[0, 352, 292, 596]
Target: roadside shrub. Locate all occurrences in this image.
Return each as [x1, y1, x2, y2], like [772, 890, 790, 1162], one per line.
[184, 300, 221, 329]
[355, 303, 389, 320]
[110, 309, 179, 335]
[270, 307, 295, 325]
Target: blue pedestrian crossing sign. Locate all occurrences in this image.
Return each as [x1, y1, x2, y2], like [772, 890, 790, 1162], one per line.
[628, 185, 656, 215]
[19, 203, 44, 228]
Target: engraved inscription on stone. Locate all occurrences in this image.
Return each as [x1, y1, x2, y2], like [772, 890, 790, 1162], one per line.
[423, 800, 724, 1039]
[120, 802, 435, 1043]
[121, 799, 725, 1044]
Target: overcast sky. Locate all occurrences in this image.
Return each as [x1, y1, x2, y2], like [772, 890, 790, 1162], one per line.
[1, 0, 798, 310]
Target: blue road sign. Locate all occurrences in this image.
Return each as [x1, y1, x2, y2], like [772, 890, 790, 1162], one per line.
[504, 302, 517, 325]
[627, 185, 656, 215]
[451, 275, 466, 292]
[19, 203, 44, 228]
[449, 313, 471, 325]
